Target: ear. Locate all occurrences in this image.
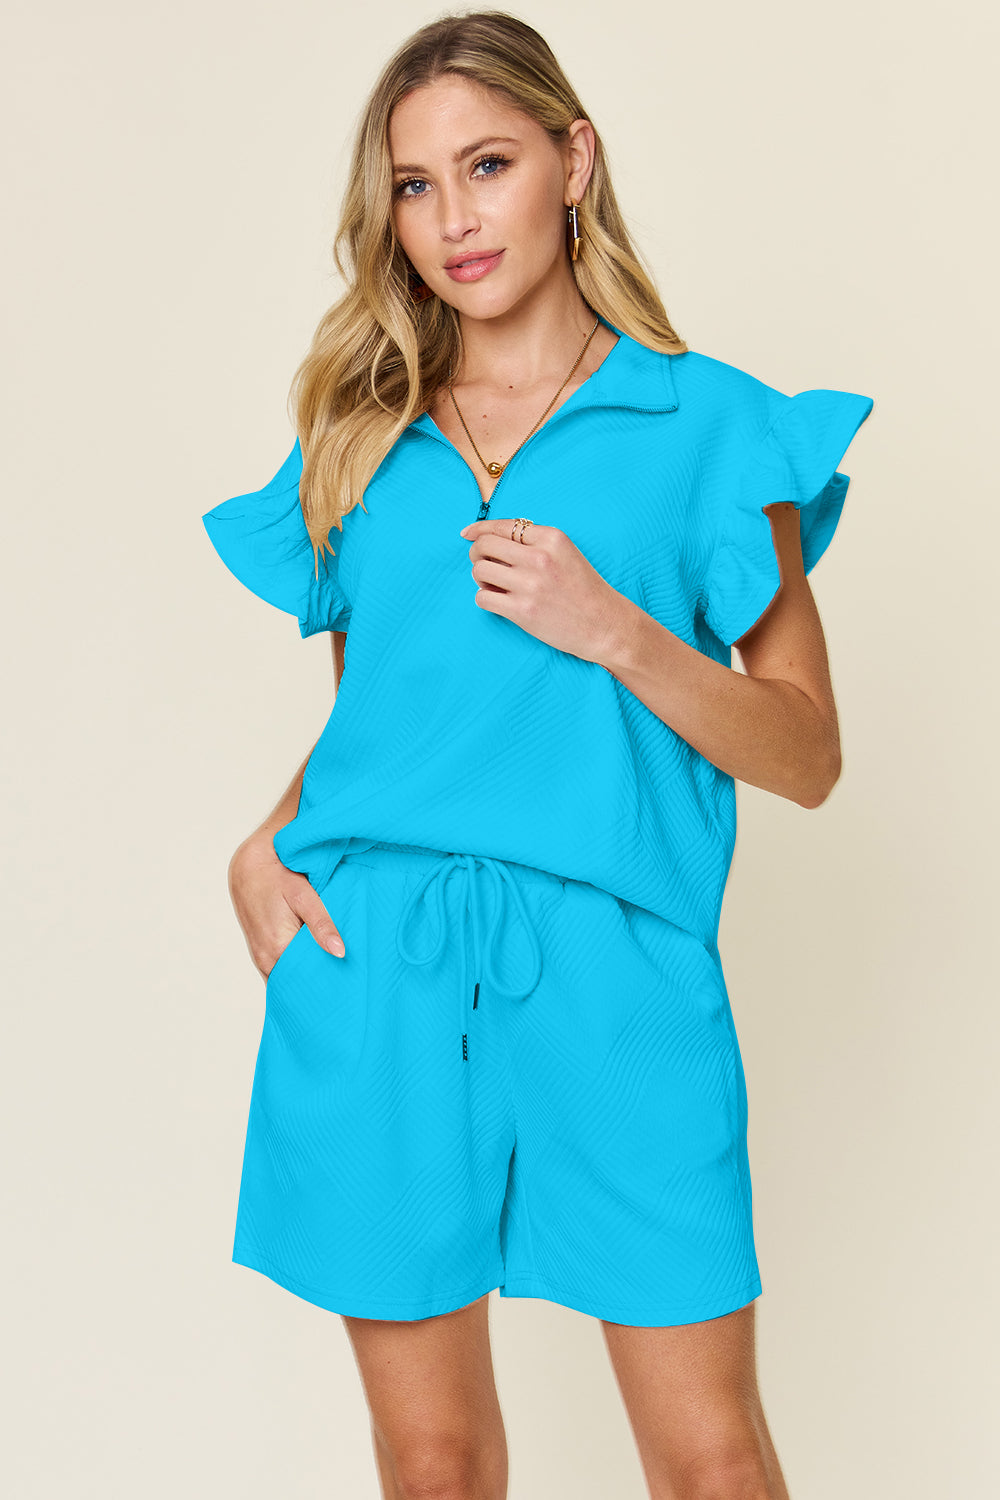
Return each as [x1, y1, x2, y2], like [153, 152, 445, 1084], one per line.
[564, 117, 596, 204]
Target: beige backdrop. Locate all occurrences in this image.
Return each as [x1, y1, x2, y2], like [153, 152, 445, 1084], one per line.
[4, 1, 997, 1495]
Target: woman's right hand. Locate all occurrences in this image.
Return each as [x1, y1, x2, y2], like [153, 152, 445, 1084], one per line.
[228, 834, 347, 980]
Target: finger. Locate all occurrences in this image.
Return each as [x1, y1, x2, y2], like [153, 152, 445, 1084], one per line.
[470, 532, 532, 568]
[298, 893, 346, 957]
[472, 556, 517, 592]
[460, 518, 541, 544]
[260, 919, 302, 980]
[497, 518, 542, 545]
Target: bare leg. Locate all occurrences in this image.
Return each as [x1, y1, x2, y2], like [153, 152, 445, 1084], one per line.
[601, 1299, 790, 1500]
[342, 1293, 508, 1500]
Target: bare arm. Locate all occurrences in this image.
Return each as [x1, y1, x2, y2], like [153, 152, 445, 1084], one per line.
[595, 504, 841, 809]
[465, 503, 841, 809]
[227, 630, 349, 977]
[230, 743, 314, 870]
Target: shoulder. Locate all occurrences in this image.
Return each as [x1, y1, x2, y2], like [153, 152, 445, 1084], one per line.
[667, 349, 785, 444]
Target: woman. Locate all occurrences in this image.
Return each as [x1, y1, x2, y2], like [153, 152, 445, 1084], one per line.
[202, 11, 873, 1499]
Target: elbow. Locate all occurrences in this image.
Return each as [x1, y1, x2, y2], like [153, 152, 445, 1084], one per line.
[796, 742, 842, 810]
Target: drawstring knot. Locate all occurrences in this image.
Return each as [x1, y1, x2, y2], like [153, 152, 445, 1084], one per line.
[393, 852, 543, 1061]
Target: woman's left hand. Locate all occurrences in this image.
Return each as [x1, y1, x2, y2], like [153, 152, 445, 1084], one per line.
[459, 517, 632, 664]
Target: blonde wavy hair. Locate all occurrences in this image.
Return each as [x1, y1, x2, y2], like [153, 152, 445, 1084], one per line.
[290, 8, 688, 571]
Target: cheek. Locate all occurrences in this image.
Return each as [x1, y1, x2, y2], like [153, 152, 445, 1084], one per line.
[394, 216, 432, 273]
[392, 209, 413, 255]
[501, 179, 563, 255]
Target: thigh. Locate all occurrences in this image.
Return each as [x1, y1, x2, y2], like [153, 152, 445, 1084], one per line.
[601, 1300, 786, 1493]
[341, 1294, 507, 1490]
[232, 843, 515, 1320]
[499, 880, 761, 1326]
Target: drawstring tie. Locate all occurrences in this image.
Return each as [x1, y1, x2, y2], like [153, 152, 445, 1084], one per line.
[394, 852, 543, 1061]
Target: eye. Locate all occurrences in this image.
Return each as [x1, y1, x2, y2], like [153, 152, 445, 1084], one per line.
[394, 176, 428, 200]
[393, 153, 511, 200]
[471, 152, 510, 179]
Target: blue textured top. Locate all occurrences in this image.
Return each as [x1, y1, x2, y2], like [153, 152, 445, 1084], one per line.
[202, 318, 874, 950]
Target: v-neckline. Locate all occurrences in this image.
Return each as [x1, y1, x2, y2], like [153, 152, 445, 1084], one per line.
[420, 319, 623, 447]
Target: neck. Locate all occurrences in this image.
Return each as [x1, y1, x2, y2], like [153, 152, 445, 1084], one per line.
[452, 279, 603, 393]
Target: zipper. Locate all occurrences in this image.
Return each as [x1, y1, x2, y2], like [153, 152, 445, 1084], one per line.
[410, 415, 536, 520]
[409, 398, 674, 522]
[474, 439, 514, 520]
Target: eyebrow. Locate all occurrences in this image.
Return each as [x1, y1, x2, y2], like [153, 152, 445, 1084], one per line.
[391, 136, 520, 177]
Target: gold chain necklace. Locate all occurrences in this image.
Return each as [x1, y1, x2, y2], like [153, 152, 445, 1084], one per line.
[447, 316, 601, 479]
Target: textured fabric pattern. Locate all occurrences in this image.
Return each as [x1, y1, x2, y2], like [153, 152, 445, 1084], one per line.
[202, 319, 874, 948]
[202, 440, 352, 638]
[232, 842, 761, 1325]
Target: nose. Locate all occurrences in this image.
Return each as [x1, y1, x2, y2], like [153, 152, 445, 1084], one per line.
[436, 183, 483, 246]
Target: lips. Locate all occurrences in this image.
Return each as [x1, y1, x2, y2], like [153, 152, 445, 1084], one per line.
[444, 249, 503, 268]
[444, 250, 505, 283]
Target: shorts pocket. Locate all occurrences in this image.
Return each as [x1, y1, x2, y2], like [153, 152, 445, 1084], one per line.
[261, 861, 370, 1082]
[611, 897, 730, 1023]
[265, 920, 310, 989]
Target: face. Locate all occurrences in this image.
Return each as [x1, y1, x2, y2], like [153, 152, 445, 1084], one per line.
[388, 73, 592, 320]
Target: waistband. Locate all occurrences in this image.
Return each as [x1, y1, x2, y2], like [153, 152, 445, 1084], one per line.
[337, 840, 548, 1064]
[338, 839, 563, 890]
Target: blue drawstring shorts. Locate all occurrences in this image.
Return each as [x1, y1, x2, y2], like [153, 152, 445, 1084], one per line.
[231, 840, 762, 1327]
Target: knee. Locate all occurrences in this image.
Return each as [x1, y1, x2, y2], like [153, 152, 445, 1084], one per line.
[673, 1451, 774, 1500]
[392, 1440, 496, 1500]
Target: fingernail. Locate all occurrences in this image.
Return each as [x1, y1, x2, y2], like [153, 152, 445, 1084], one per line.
[326, 937, 345, 957]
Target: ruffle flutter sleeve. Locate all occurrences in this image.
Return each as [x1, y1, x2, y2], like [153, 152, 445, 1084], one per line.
[703, 388, 875, 647]
[201, 438, 352, 638]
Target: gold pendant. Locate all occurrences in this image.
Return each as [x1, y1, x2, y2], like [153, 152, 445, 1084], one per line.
[487, 461, 504, 477]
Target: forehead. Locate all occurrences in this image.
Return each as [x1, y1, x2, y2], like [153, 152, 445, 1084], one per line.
[388, 74, 532, 153]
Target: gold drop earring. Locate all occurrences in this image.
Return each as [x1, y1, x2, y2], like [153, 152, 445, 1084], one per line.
[567, 200, 581, 261]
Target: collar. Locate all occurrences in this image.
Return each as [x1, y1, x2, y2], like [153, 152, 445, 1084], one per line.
[406, 314, 679, 446]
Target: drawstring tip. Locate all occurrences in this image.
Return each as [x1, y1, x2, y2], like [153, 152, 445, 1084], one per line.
[473, 982, 480, 1009]
[462, 1033, 468, 1062]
